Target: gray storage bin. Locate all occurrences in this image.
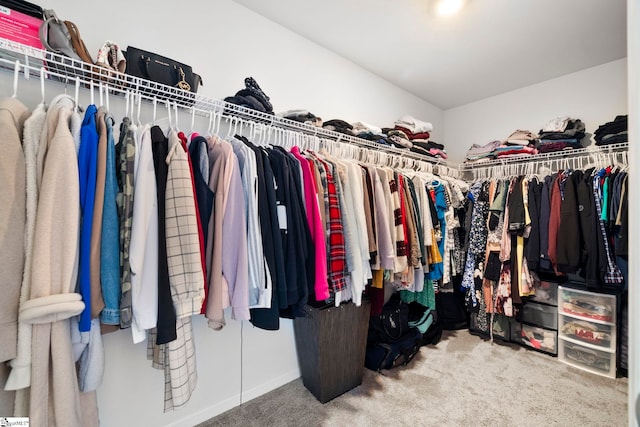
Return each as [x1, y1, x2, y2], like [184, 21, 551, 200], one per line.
[470, 312, 510, 340]
[293, 300, 371, 403]
[522, 301, 558, 330]
[529, 281, 559, 306]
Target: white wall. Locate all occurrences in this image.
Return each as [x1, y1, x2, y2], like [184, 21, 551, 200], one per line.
[0, 1, 443, 426]
[38, 0, 443, 139]
[626, 1, 638, 426]
[443, 59, 629, 164]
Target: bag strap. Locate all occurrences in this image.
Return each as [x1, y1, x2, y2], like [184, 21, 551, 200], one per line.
[39, 10, 59, 53]
[381, 311, 403, 341]
[64, 20, 94, 65]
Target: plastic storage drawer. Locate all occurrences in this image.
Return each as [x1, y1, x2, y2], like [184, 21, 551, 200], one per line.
[559, 315, 616, 351]
[522, 302, 558, 330]
[558, 339, 616, 378]
[510, 320, 557, 355]
[558, 287, 615, 323]
[529, 281, 559, 306]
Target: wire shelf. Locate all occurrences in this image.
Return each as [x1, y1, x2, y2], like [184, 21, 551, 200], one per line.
[0, 37, 455, 170]
[458, 142, 629, 171]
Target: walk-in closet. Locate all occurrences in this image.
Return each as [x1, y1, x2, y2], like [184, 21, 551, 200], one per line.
[0, 0, 636, 426]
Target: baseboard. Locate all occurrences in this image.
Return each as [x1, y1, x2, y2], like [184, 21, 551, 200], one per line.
[241, 368, 301, 403]
[163, 369, 300, 427]
[164, 394, 241, 427]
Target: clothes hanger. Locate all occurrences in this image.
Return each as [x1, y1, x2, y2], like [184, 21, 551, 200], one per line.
[207, 110, 214, 136]
[165, 100, 173, 131]
[152, 97, 158, 125]
[105, 84, 110, 112]
[190, 107, 196, 135]
[99, 82, 104, 107]
[72, 77, 80, 113]
[40, 67, 45, 104]
[136, 93, 143, 127]
[173, 102, 179, 132]
[124, 91, 130, 118]
[11, 60, 20, 98]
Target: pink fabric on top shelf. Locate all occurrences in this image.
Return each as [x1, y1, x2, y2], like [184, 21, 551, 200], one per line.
[291, 146, 330, 301]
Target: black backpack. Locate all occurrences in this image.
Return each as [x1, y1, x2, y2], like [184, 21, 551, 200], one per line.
[365, 294, 422, 371]
[364, 327, 423, 371]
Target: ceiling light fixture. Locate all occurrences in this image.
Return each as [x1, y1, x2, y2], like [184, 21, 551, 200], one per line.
[436, 0, 465, 17]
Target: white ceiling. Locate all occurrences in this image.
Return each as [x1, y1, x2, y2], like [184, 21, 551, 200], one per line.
[232, 0, 627, 110]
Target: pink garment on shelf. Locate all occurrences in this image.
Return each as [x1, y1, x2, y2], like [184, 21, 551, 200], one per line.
[291, 146, 330, 301]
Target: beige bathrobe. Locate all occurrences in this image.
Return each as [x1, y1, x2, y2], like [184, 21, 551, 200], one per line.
[19, 97, 95, 426]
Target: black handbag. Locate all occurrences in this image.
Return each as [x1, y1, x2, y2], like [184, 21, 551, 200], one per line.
[124, 46, 201, 94]
[368, 295, 410, 344]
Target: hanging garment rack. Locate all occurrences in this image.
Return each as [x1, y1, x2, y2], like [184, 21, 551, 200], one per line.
[460, 142, 629, 179]
[0, 37, 457, 175]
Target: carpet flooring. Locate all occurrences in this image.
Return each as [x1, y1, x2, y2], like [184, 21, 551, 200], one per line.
[198, 330, 628, 427]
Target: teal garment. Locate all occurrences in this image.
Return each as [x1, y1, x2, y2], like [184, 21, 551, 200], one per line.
[427, 183, 446, 281]
[601, 176, 609, 221]
[100, 114, 121, 325]
[400, 278, 436, 310]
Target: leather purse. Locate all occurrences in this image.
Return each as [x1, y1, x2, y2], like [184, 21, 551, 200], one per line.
[125, 46, 202, 94]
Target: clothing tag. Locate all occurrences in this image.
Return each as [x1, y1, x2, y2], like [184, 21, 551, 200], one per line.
[277, 205, 287, 230]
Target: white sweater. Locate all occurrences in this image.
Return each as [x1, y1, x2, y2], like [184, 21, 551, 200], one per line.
[129, 124, 159, 344]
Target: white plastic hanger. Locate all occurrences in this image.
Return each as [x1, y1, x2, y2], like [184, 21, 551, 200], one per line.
[11, 60, 20, 98]
[90, 80, 95, 105]
[190, 106, 196, 134]
[173, 102, 179, 131]
[74, 77, 80, 113]
[136, 93, 143, 127]
[207, 110, 214, 136]
[99, 82, 104, 107]
[125, 91, 130, 118]
[165, 100, 173, 131]
[41, 68, 48, 105]
[152, 97, 158, 125]
[105, 84, 110, 112]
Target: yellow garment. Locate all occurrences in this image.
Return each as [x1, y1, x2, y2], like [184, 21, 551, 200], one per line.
[371, 269, 384, 289]
[427, 229, 442, 265]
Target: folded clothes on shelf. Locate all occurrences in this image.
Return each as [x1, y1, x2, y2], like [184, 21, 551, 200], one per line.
[394, 115, 433, 134]
[594, 115, 628, 146]
[323, 119, 354, 135]
[277, 109, 322, 126]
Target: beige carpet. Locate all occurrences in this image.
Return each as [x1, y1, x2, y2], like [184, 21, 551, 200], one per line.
[198, 330, 628, 427]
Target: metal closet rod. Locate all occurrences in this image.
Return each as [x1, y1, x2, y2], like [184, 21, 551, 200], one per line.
[0, 37, 453, 168]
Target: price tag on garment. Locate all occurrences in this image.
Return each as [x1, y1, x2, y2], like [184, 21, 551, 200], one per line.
[277, 205, 288, 231]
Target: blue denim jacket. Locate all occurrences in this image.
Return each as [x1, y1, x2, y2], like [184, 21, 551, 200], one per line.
[100, 114, 121, 325]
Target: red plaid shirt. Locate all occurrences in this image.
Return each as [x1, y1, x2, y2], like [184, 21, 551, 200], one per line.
[315, 157, 347, 292]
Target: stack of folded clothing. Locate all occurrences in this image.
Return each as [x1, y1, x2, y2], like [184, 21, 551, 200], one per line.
[594, 115, 628, 146]
[493, 145, 538, 158]
[323, 119, 355, 135]
[410, 140, 448, 159]
[464, 134, 540, 163]
[351, 121, 392, 146]
[537, 116, 585, 153]
[278, 109, 323, 127]
[465, 140, 501, 163]
[504, 129, 538, 146]
[224, 77, 274, 114]
[386, 115, 447, 159]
